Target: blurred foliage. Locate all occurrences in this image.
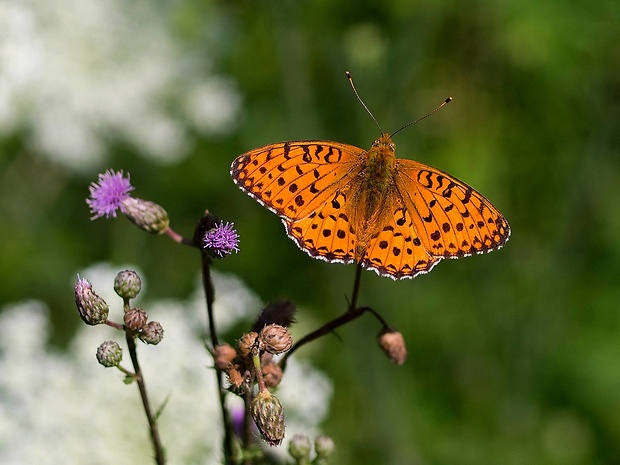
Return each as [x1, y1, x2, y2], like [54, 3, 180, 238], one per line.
[2, 0, 620, 463]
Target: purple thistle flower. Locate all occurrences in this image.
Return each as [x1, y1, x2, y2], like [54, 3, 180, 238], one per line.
[203, 221, 240, 258]
[86, 169, 135, 219]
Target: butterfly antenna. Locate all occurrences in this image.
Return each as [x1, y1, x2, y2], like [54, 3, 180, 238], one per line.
[346, 71, 383, 133]
[390, 96, 453, 138]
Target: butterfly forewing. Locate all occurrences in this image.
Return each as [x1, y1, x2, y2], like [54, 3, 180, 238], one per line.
[231, 141, 365, 221]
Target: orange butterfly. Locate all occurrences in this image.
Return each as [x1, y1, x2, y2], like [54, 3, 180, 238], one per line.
[231, 81, 510, 280]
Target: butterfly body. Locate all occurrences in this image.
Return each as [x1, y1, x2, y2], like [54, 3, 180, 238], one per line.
[231, 133, 510, 280]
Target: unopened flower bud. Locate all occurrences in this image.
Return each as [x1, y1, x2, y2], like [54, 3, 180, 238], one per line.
[262, 362, 283, 388]
[124, 307, 148, 331]
[96, 340, 123, 367]
[377, 328, 407, 365]
[288, 434, 311, 461]
[251, 390, 285, 447]
[75, 276, 109, 325]
[259, 324, 293, 355]
[237, 332, 258, 358]
[121, 197, 170, 234]
[213, 344, 237, 370]
[114, 270, 142, 299]
[139, 321, 164, 345]
[261, 352, 274, 365]
[314, 435, 335, 459]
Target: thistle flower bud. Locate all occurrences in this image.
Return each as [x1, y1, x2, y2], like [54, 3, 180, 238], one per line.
[377, 328, 407, 365]
[262, 362, 283, 388]
[251, 390, 286, 447]
[213, 344, 237, 370]
[288, 434, 311, 461]
[314, 435, 335, 460]
[124, 307, 148, 331]
[259, 324, 293, 355]
[74, 276, 109, 325]
[122, 197, 170, 234]
[237, 332, 258, 358]
[96, 340, 123, 367]
[114, 270, 142, 299]
[139, 321, 164, 345]
[261, 352, 274, 365]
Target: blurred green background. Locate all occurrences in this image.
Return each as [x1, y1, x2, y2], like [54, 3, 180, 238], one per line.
[2, 0, 620, 463]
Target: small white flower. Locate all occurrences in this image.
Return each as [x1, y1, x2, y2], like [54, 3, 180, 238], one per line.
[0, 0, 242, 169]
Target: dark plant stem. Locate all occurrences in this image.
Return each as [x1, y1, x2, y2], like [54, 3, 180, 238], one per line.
[242, 389, 254, 459]
[280, 264, 378, 370]
[349, 263, 363, 312]
[125, 332, 166, 465]
[201, 252, 235, 465]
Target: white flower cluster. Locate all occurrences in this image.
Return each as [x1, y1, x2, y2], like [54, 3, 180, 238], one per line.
[0, 0, 242, 170]
[0, 266, 332, 464]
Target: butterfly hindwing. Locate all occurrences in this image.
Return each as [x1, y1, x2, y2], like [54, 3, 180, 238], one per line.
[358, 189, 441, 279]
[285, 187, 357, 264]
[394, 159, 510, 259]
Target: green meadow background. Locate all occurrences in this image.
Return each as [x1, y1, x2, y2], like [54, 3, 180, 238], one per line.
[2, 0, 619, 463]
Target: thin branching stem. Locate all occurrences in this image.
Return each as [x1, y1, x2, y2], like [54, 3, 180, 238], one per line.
[349, 263, 363, 311]
[125, 331, 166, 465]
[201, 252, 235, 465]
[279, 265, 369, 370]
[163, 226, 194, 246]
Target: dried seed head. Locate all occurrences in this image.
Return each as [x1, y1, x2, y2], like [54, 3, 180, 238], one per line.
[259, 324, 293, 355]
[227, 365, 244, 392]
[124, 307, 148, 331]
[262, 362, 283, 389]
[213, 344, 237, 370]
[251, 390, 285, 447]
[114, 270, 142, 299]
[377, 328, 407, 365]
[237, 332, 258, 358]
[96, 340, 123, 367]
[253, 300, 297, 333]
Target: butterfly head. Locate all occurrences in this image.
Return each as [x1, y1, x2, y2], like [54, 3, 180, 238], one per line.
[372, 133, 396, 154]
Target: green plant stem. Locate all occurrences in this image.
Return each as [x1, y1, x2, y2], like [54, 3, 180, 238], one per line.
[252, 348, 266, 392]
[125, 332, 166, 465]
